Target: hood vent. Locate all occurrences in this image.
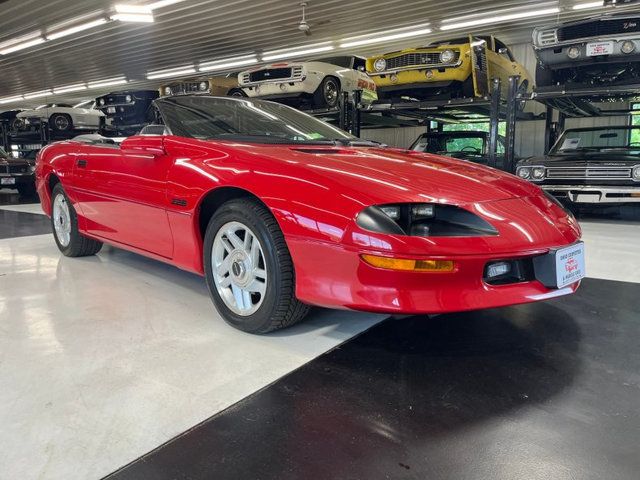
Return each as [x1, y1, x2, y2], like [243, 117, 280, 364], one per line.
[291, 148, 345, 155]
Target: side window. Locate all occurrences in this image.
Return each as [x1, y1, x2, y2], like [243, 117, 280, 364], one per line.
[495, 40, 514, 61]
[445, 137, 484, 153]
[353, 57, 366, 71]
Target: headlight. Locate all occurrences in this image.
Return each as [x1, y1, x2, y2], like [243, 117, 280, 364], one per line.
[99, 98, 105, 106]
[632, 165, 640, 181]
[199, 81, 208, 91]
[165, 87, 172, 95]
[517, 167, 531, 179]
[356, 203, 497, 237]
[567, 46, 581, 59]
[440, 49, 456, 64]
[373, 58, 387, 72]
[621, 40, 636, 54]
[125, 95, 132, 102]
[532, 167, 546, 180]
[29, 165, 36, 173]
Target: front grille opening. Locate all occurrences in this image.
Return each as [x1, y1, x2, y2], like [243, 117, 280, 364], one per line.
[484, 259, 535, 286]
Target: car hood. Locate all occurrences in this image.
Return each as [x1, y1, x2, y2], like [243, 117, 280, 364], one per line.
[245, 145, 540, 205]
[519, 152, 640, 167]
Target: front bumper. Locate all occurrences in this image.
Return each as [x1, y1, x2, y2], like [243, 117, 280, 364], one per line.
[371, 66, 470, 89]
[289, 237, 580, 314]
[535, 37, 640, 69]
[242, 80, 316, 98]
[0, 172, 35, 189]
[543, 185, 640, 203]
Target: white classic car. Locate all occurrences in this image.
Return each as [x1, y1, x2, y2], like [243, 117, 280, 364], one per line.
[237, 55, 377, 108]
[16, 103, 105, 133]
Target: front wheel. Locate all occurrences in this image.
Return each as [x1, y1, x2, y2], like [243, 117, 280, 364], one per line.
[51, 183, 102, 257]
[49, 113, 73, 132]
[203, 198, 310, 334]
[313, 76, 341, 108]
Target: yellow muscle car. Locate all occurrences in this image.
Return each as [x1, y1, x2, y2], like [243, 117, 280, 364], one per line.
[366, 35, 532, 101]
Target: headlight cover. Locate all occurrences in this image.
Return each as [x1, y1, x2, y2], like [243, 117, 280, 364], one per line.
[517, 166, 545, 182]
[125, 95, 132, 102]
[632, 165, 640, 181]
[373, 58, 387, 72]
[356, 203, 498, 237]
[440, 49, 456, 64]
[199, 81, 208, 91]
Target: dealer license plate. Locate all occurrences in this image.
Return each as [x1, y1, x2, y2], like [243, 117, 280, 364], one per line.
[554, 242, 586, 288]
[1, 177, 16, 185]
[587, 41, 614, 57]
[107, 107, 116, 114]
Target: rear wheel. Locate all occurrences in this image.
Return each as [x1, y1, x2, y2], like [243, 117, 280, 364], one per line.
[227, 88, 247, 97]
[51, 183, 102, 257]
[203, 198, 309, 334]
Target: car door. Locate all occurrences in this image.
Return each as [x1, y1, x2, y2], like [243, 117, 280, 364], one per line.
[72, 139, 174, 258]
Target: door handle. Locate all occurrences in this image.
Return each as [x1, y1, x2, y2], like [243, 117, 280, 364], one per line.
[77, 159, 87, 168]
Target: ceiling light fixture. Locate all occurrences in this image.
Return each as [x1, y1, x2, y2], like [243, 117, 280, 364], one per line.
[339, 24, 432, 48]
[53, 83, 88, 94]
[87, 76, 128, 88]
[114, 4, 153, 14]
[111, 13, 155, 22]
[47, 18, 109, 40]
[147, 65, 196, 79]
[0, 36, 45, 55]
[262, 42, 333, 62]
[0, 95, 25, 104]
[440, 7, 560, 30]
[23, 89, 53, 99]
[147, 0, 186, 9]
[199, 54, 259, 72]
[572, 1, 604, 9]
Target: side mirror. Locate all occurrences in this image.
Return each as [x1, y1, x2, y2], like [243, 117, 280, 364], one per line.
[120, 135, 166, 156]
[498, 47, 509, 55]
[140, 124, 169, 136]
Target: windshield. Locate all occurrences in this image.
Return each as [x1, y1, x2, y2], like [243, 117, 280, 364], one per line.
[156, 96, 356, 144]
[551, 127, 640, 155]
[411, 134, 487, 155]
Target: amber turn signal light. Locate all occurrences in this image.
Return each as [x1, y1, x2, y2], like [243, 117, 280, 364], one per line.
[361, 254, 455, 272]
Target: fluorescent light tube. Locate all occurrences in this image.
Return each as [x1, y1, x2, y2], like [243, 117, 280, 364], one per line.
[340, 25, 432, 48]
[0, 37, 45, 55]
[115, 4, 153, 14]
[148, 0, 186, 9]
[147, 66, 196, 79]
[262, 43, 333, 62]
[440, 7, 560, 31]
[0, 96, 25, 104]
[111, 13, 155, 23]
[47, 18, 108, 40]
[23, 89, 53, 99]
[53, 84, 88, 94]
[572, 1, 604, 9]
[87, 77, 128, 88]
[199, 55, 258, 72]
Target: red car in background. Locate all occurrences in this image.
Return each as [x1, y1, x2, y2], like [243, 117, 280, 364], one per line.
[36, 96, 584, 334]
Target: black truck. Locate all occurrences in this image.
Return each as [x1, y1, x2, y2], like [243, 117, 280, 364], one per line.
[95, 90, 159, 136]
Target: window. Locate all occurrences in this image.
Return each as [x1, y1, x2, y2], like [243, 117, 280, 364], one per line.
[353, 57, 366, 71]
[445, 136, 484, 153]
[311, 56, 352, 68]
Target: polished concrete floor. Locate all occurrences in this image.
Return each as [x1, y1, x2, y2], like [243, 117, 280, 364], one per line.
[1, 190, 639, 479]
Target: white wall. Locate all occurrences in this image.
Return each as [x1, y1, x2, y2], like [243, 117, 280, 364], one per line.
[362, 42, 632, 157]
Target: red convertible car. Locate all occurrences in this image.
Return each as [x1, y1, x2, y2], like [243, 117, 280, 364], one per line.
[36, 96, 584, 333]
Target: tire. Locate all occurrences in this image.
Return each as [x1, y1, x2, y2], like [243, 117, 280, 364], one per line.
[227, 88, 247, 97]
[203, 198, 310, 334]
[17, 183, 36, 197]
[313, 76, 341, 108]
[49, 113, 73, 132]
[50, 183, 102, 257]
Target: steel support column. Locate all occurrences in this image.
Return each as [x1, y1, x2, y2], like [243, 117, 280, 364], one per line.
[503, 75, 520, 173]
[487, 77, 501, 169]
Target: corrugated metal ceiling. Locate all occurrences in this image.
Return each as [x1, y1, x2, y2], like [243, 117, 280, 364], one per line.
[0, 0, 637, 107]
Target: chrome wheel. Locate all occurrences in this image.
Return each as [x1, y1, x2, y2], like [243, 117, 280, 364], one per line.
[324, 78, 339, 106]
[212, 221, 267, 316]
[52, 115, 70, 131]
[52, 193, 71, 247]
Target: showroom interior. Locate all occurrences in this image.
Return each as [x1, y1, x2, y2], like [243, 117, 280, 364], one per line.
[1, 0, 639, 478]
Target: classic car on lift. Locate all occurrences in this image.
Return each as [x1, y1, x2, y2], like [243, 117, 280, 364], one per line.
[409, 130, 511, 170]
[95, 90, 159, 136]
[366, 35, 532, 100]
[159, 74, 246, 98]
[237, 55, 377, 108]
[533, 14, 640, 87]
[0, 146, 36, 196]
[15, 103, 105, 133]
[516, 125, 640, 205]
[0, 109, 25, 131]
[36, 95, 584, 334]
